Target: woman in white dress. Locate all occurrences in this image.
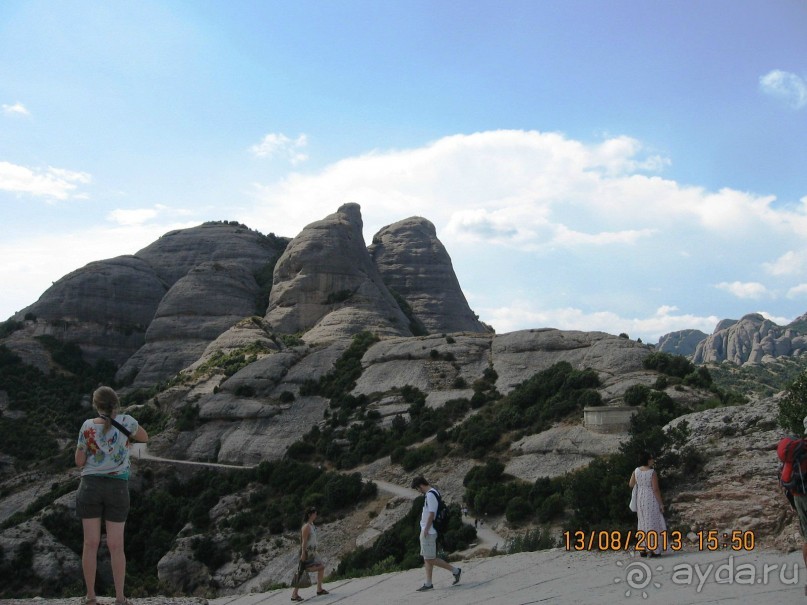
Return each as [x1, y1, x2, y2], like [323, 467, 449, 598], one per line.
[629, 451, 666, 557]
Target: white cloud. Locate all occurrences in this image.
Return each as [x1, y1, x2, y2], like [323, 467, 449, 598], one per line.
[247, 129, 795, 250]
[764, 250, 807, 276]
[715, 281, 769, 299]
[107, 205, 169, 226]
[0, 161, 91, 200]
[760, 70, 807, 109]
[249, 133, 308, 164]
[757, 310, 793, 325]
[2, 102, 30, 117]
[479, 301, 720, 343]
[787, 284, 807, 299]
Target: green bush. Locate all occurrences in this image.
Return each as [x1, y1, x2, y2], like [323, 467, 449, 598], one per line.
[642, 352, 695, 379]
[537, 493, 565, 522]
[506, 527, 557, 553]
[624, 384, 650, 406]
[505, 496, 532, 523]
[778, 371, 807, 435]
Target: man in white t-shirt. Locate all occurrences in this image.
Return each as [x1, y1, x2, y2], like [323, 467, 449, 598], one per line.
[410, 476, 461, 591]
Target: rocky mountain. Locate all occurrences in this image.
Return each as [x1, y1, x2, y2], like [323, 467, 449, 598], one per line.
[655, 329, 708, 357]
[3, 204, 807, 599]
[9, 222, 288, 383]
[368, 216, 491, 335]
[264, 203, 412, 342]
[692, 313, 807, 366]
[666, 393, 799, 552]
[7, 206, 493, 385]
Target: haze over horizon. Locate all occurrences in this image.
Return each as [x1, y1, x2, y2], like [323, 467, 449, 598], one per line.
[1, 1, 806, 343]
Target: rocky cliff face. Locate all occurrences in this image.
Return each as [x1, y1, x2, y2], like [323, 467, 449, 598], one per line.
[264, 204, 412, 343]
[368, 216, 490, 335]
[11, 222, 288, 383]
[12, 255, 167, 365]
[666, 394, 796, 551]
[655, 329, 708, 357]
[118, 261, 264, 386]
[6, 207, 492, 384]
[134, 222, 283, 288]
[692, 313, 807, 366]
[146, 328, 657, 466]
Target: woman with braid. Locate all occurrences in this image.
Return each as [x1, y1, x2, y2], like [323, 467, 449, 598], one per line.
[75, 386, 148, 605]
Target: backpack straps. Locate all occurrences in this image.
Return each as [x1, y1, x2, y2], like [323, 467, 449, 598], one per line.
[101, 414, 133, 438]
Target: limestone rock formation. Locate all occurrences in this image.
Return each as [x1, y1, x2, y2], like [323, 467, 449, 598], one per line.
[117, 261, 263, 385]
[12, 255, 167, 365]
[134, 222, 286, 288]
[666, 394, 795, 550]
[368, 216, 490, 335]
[157, 535, 212, 593]
[0, 519, 81, 591]
[264, 203, 412, 342]
[692, 313, 807, 366]
[491, 329, 650, 392]
[8, 223, 288, 379]
[655, 329, 708, 357]
[506, 425, 627, 481]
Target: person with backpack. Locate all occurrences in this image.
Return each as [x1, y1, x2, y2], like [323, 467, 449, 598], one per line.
[777, 417, 807, 595]
[410, 476, 461, 591]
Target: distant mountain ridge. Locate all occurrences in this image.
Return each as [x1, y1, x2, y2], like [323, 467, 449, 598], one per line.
[657, 312, 807, 366]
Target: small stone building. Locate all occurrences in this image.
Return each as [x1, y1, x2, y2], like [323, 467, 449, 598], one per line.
[583, 406, 637, 434]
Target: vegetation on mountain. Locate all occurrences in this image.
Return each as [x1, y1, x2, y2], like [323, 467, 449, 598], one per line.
[0, 339, 117, 465]
[2, 460, 377, 598]
[778, 371, 807, 436]
[710, 355, 807, 399]
[0, 322, 768, 597]
[333, 495, 475, 580]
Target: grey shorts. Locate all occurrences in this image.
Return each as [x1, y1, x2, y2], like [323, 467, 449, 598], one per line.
[420, 533, 437, 559]
[76, 475, 130, 522]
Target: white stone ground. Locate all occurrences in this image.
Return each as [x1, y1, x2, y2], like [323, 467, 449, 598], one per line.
[9, 547, 803, 605]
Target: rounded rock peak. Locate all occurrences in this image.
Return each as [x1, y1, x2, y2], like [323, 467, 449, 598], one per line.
[336, 203, 363, 227]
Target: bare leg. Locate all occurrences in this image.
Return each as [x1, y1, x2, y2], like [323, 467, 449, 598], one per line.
[316, 564, 325, 591]
[431, 557, 455, 573]
[105, 521, 127, 602]
[82, 518, 102, 601]
[425, 557, 457, 585]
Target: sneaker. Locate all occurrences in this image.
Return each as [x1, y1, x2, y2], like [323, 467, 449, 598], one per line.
[416, 584, 434, 592]
[452, 568, 462, 585]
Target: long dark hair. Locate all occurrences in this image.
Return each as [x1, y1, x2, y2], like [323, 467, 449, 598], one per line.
[302, 506, 317, 523]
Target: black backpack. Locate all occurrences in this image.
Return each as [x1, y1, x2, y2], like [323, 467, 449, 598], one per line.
[429, 488, 451, 535]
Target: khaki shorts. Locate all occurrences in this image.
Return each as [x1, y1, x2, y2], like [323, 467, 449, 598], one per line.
[420, 532, 437, 559]
[76, 475, 130, 522]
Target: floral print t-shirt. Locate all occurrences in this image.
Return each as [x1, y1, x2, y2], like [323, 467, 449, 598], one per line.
[77, 415, 139, 479]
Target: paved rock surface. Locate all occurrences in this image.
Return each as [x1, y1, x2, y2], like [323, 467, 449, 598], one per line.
[6, 547, 806, 605]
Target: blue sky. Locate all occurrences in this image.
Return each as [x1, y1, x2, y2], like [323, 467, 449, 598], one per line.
[1, 0, 806, 343]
